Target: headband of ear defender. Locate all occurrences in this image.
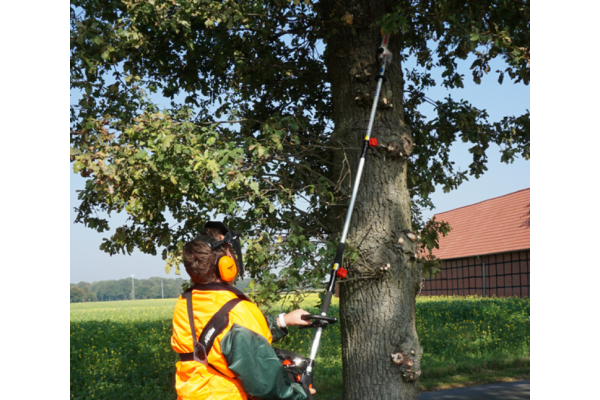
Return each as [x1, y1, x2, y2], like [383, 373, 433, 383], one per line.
[203, 221, 244, 274]
[194, 221, 243, 282]
[194, 234, 238, 282]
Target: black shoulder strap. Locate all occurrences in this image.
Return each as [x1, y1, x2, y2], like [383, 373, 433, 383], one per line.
[198, 297, 242, 353]
[180, 288, 244, 364]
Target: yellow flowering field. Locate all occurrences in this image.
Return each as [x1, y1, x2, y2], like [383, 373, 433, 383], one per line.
[70, 295, 529, 399]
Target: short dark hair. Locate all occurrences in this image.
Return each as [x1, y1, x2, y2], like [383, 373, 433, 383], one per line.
[182, 227, 226, 284]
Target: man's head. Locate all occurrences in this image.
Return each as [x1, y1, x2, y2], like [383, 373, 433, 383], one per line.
[182, 226, 238, 284]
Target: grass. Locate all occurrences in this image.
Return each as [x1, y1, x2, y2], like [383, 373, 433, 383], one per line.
[70, 295, 529, 399]
[415, 296, 529, 381]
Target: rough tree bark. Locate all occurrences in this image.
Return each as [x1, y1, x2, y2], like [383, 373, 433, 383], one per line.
[322, 1, 423, 399]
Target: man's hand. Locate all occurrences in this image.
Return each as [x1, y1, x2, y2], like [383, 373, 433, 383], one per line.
[309, 388, 316, 395]
[280, 309, 312, 327]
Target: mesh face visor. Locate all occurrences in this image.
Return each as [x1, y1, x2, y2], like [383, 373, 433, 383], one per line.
[195, 221, 244, 276]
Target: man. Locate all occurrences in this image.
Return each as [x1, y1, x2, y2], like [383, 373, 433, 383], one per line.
[171, 222, 316, 399]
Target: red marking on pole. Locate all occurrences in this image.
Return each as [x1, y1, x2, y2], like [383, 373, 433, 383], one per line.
[369, 138, 378, 147]
[336, 267, 348, 279]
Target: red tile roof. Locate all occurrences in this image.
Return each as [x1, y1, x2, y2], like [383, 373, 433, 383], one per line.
[431, 188, 530, 260]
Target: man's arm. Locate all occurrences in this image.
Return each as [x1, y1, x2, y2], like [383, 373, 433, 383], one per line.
[267, 309, 313, 342]
[266, 314, 289, 342]
[221, 323, 308, 400]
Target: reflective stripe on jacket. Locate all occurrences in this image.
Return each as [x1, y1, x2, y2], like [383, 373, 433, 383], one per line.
[171, 284, 307, 400]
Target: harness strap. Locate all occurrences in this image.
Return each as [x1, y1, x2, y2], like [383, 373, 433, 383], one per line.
[179, 352, 195, 362]
[182, 289, 207, 366]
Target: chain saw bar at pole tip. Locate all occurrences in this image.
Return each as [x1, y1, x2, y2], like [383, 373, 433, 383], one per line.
[376, 33, 392, 83]
[378, 33, 393, 65]
[299, 314, 338, 330]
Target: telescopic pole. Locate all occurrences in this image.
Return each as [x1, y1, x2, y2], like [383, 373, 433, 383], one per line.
[299, 33, 392, 398]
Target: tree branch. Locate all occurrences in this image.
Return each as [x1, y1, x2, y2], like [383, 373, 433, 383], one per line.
[196, 118, 265, 126]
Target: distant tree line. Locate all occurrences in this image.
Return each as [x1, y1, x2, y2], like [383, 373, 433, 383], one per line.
[70, 282, 97, 302]
[70, 277, 186, 302]
[70, 277, 253, 302]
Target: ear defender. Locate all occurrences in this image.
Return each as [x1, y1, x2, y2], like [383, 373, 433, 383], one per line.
[217, 255, 237, 282]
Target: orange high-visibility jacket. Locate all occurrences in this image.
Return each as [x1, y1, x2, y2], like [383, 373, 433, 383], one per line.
[171, 283, 307, 400]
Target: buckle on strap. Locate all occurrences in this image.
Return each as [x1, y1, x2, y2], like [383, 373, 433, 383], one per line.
[193, 342, 209, 366]
[178, 345, 209, 366]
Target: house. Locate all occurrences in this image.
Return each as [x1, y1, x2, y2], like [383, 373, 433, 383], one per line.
[420, 188, 530, 297]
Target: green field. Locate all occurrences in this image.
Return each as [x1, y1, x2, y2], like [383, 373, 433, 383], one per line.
[70, 295, 529, 399]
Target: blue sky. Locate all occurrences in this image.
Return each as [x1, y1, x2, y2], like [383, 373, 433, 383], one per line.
[70, 53, 529, 284]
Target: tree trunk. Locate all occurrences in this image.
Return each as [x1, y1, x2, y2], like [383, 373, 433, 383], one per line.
[322, 1, 423, 398]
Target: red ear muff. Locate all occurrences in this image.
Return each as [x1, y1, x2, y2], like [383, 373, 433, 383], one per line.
[218, 256, 237, 282]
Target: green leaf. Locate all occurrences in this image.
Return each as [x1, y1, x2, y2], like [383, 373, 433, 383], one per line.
[134, 149, 148, 159]
[161, 234, 172, 246]
[162, 135, 175, 151]
[249, 181, 259, 193]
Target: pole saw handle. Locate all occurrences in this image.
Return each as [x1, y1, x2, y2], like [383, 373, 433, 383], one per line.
[298, 314, 338, 329]
[301, 314, 338, 323]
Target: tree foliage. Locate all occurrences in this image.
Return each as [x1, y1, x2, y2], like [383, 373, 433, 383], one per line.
[70, 0, 529, 301]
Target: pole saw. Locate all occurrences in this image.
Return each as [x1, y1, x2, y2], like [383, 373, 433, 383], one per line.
[297, 33, 393, 399]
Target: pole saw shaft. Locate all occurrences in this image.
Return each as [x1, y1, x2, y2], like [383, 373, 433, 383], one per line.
[300, 34, 392, 394]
